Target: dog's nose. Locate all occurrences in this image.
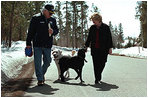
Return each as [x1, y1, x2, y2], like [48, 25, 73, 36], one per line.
[53, 54, 57, 58]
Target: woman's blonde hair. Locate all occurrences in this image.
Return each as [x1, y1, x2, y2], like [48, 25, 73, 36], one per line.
[90, 13, 102, 22]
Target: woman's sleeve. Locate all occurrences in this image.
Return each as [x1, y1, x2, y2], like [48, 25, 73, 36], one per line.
[107, 26, 113, 48]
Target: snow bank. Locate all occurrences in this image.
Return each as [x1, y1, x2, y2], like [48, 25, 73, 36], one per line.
[112, 47, 147, 58]
[1, 41, 33, 84]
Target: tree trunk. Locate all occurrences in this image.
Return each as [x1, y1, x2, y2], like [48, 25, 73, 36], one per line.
[9, 2, 15, 48]
[66, 1, 69, 47]
[81, 2, 84, 46]
[19, 25, 22, 40]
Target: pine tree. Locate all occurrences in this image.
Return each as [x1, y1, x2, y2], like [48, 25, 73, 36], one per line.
[8, 1, 15, 47]
[118, 23, 124, 48]
[1, 1, 45, 47]
[71, 1, 78, 48]
[135, 1, 147, 48]
[90, 3, 100, 13]
[55, 1, 64, 46]
[109, 21, 117, 48]
[79, 1, 89, 46]
[114, 25, 120, 48]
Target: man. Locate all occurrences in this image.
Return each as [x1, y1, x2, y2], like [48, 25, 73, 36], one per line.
[26, 4, 59, 86]
[85, 13, 113, 84]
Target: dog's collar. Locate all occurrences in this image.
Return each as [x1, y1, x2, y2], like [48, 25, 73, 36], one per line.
[54, 58, 60, 60]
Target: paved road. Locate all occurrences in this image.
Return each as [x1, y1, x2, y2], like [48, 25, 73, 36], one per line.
[24, 52, 147, 97]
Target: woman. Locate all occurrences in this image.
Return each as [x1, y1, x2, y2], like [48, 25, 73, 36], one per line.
[85, 13, 113, 84]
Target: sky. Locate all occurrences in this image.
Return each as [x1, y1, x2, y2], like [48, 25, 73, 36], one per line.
[87, 0, 141, 38]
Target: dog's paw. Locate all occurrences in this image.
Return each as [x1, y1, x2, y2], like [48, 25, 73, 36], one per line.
[61, 79, 65, 82]
[81, 80, 85, 83]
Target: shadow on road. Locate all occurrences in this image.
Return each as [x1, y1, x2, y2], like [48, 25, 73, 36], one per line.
[1, 78, 33, 97]
[2, 78, 32, 92]
[89, 81, 119, 91]
[53, 78, 88, 86]
[26, 84, 59, 95]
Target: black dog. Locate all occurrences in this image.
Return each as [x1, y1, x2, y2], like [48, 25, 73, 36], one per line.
[59, 48, 87, 83]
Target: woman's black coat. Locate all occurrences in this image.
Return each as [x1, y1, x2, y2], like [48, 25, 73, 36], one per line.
[85, 23, 113, 55]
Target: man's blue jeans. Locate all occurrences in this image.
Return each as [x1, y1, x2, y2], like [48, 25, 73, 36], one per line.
[33, 47, 52, 81]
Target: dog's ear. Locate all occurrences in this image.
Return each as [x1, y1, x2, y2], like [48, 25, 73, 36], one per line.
[72, 50, 76, 56]
[52, 51, 55, 54]
[83, 48, 87, 52]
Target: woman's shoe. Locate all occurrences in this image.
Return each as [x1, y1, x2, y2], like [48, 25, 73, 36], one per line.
[95, 80, 101, 84]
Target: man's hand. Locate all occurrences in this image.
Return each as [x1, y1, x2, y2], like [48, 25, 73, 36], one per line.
[25, 46, 33, 57]
[26, 46, 31, 48]
[49, 29, 53, 35]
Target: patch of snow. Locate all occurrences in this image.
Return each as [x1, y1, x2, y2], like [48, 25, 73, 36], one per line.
[112, 47, 147, 58]
[1, 41, 33, 84]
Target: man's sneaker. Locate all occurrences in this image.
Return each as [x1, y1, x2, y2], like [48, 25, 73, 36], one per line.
[37, 81, 44, 86]
[43, 77, 45, 84]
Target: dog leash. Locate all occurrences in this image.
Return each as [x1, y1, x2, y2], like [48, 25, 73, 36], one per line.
[79, 56, 88, 63]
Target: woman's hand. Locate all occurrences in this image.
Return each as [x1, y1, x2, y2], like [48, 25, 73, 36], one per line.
[109, 48, 112, 54]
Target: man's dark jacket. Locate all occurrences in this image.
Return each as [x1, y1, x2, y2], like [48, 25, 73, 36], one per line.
[26, 13, 59, 48]
[85, 23, 113, 55]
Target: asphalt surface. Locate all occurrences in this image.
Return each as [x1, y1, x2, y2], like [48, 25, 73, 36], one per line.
[24, 53, 147, 97]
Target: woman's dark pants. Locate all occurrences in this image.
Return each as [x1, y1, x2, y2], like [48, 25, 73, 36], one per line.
[91, 48, 108, 82]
